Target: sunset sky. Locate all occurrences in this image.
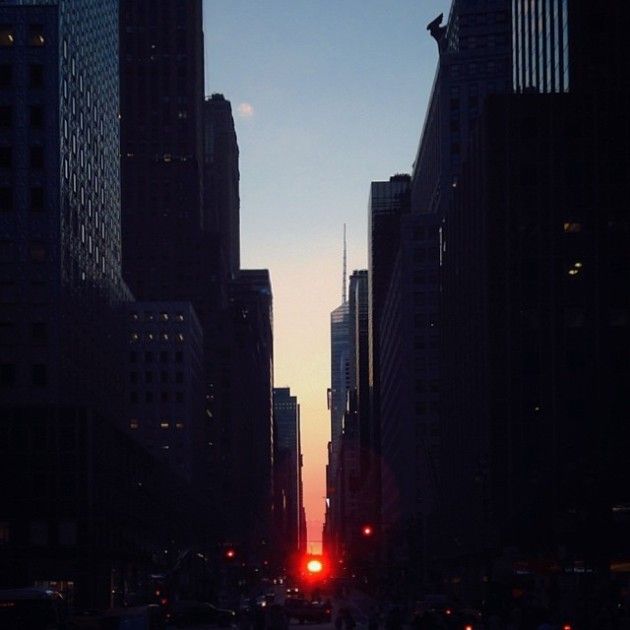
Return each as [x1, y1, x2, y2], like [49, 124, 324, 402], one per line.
[202, 0, 450, 551]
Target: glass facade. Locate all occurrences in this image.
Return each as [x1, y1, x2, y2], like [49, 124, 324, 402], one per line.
[0, 0, 125, 409]
[513, 0, 569, 93]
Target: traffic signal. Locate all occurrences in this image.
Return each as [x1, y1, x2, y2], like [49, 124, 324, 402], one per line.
[225, 548, 236, 559]
[361, 524, 374, 537]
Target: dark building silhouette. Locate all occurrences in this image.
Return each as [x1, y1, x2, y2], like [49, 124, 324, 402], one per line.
[118, 2, 241, 543]
[367, 175, 411, 552]
[411, 0, 512, 215]
[226, 270, 274, 562]
[119, 0, 205, 302]
[437, 0, 630, 599]
[273, 387, 304, 565]
[0, 0, 206, 608]
[324, 270, 371, 571]
[203, 93, 240, 281]
[441, 89, 630, 593]
[122, 302, 204, 483]
[379, 212, 441, 587]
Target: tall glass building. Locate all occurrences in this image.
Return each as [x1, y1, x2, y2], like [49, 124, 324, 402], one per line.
[512, 0, 569, 93]
[0, 0, 127, 410]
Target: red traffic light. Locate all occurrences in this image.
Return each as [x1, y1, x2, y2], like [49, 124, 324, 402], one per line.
[361, 525, 373, 536]
[225, 548, 236, 559]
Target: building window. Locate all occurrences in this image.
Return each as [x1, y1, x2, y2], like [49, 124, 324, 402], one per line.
[130, 391, 138, 404]
[563, 221, 582, 233]
[30, 105, 44, 128]
[0, 521, 9, 545]
[144, 351, 154, 363]
[0, 146, 11, 168]
[175, 351, 183, 363]
[176, 392, 184, 403]
[32, 364, 47, 387]
[0, 64, 11, 88]
[0, 26, 14, 47]
[0, 363, 16, 386]
[145, 371, 153, 383]
[175, 372, 183, 384]
[0, 187, 12, 212]
[58, 521, 77, 546]
[29, 64, 44, 88]
[30, 146, 44, 169]
[160, 351, 168, 363]
[130, 371, 138, 384]
[161, 391, 168, 402]
[31, 187, 44, 212]
[160, 421, 169, 429]
[31, 322, 47, 343]
[0, 106, 11, 128]
[129, 419, 139, 430]
[28, 25, 45, 47]
[145, 391, 153, 403]
[29, 242, 47, 263]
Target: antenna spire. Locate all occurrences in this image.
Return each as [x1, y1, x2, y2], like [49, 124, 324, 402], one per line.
[342, 224, 347, 304]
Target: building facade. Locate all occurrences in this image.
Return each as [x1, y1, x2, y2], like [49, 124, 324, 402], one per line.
[123, 301, 204, 482]
[119, 0, 205, 302]
[273, 387, 303, 564]
[225, 270, 274, 561]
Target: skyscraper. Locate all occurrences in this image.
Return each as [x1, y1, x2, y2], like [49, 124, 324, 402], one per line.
[225, 269, 274, 560]
[367, 175, 411, 545]
[0, 0, 128, 413]
[273, 387, 303, 562]
[203, 93, 240, 282]
[119, 0, 205, 302]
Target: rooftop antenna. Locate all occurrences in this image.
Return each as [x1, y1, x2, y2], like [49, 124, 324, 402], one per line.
[342, 224, 347, 304]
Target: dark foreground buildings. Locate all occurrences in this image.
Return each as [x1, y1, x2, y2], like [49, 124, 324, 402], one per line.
[1, 0, 282, 608]
[329, 0, 630, 613]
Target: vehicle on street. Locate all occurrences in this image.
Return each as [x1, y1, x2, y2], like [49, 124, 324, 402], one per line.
[283, 597, 332, 624]
[166, 600, 236, 628]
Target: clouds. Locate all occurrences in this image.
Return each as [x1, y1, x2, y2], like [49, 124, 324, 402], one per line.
[236, 102, 255, 118]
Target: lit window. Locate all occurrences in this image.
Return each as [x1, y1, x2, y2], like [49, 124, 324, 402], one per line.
[130, 332, 139, 342]
[160, 421, 169, 429]
[129, 419, 139, 430]
[563, 222, 582, 233]
[175, 422, 184, 429]
[162, 333, 169, 341]
[0, 186, 12, 212]
[176, 333, 184, 342]
[0, 26, 14, 47]
[28, 25, 45, 47]
[160, 312, 169, 321]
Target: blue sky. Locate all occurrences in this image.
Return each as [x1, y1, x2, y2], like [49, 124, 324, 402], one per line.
[202, 0, 450, 547]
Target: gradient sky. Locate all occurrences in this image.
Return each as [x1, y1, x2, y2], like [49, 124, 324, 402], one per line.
[202, 0, 450, 552]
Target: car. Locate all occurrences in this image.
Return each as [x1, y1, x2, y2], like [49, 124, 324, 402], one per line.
[167, 600, 236, 628]
[284, 598, 332, 624]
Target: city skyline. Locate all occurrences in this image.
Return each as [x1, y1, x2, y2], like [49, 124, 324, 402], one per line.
[203, 0, 450, 548]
